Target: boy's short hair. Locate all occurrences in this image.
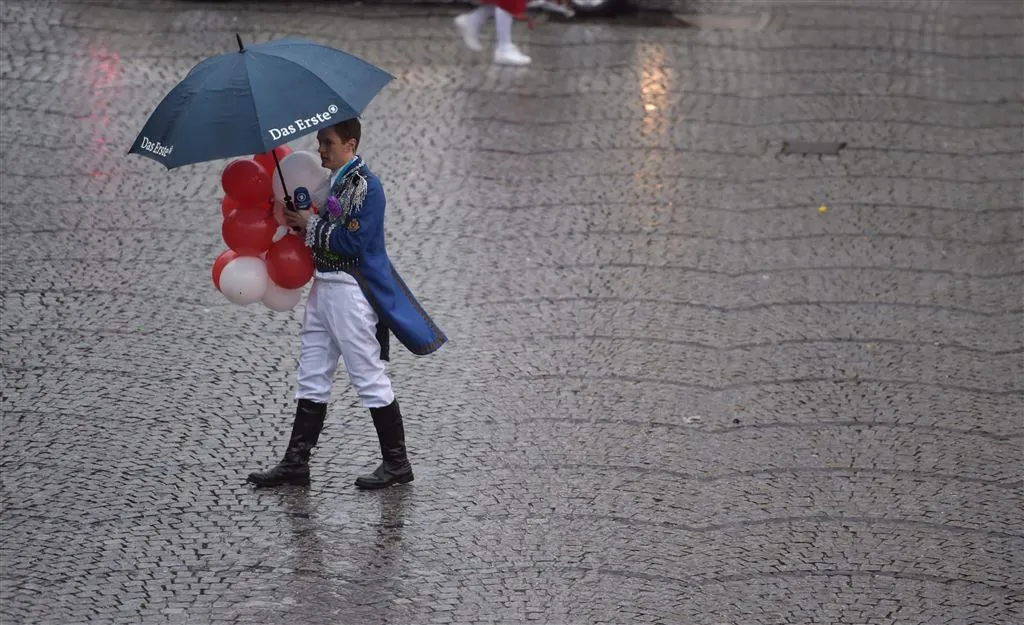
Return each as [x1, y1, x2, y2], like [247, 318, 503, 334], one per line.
[331, 117, 361, 150]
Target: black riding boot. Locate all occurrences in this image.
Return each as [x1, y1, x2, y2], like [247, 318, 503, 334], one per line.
[247, 399, 327, 487]
[355, 400, 414, 489]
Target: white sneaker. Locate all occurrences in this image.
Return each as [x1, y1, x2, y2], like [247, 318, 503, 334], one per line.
[454, 14, 484, 52]
[494, 44, 531, 66]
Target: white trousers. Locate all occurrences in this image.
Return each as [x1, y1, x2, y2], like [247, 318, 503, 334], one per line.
[296, 275, 395, 409]
[462, 5, 514, 47]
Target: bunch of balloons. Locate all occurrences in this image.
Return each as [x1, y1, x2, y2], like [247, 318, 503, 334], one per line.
[211, 147, 331, 312]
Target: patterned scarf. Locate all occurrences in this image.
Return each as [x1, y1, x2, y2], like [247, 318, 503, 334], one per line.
[324, 157, 368, 223]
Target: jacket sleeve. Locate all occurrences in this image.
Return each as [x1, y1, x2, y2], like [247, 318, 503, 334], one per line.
[305, 180, 383, 258]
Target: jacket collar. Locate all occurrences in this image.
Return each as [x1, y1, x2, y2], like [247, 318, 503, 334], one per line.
[330, 155, 362, 188]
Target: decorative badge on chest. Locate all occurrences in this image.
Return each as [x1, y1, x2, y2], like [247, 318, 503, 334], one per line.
[347, 219, 360, 232]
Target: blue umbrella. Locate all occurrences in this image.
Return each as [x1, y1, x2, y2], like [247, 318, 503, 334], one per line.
[129, 35, 393, 174]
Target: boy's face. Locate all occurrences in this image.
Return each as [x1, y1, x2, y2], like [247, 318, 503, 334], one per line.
[316, 128, 356, 171]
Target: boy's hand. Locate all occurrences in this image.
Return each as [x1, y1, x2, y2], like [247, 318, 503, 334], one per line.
[272, 201, 287, 227]
[284, 207, 311, 232]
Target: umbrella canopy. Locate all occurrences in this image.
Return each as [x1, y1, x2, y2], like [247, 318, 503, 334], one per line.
[129, 36, 393, 169]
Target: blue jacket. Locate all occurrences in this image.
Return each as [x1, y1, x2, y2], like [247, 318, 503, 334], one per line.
[306, 157, 447, 357]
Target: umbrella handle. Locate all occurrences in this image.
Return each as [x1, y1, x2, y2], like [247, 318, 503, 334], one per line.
[272, 149, 295, 212]
[272, 148, 305, 236]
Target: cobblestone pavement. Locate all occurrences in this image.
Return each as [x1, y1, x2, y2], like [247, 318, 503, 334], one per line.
[2, 1, 1022, 624]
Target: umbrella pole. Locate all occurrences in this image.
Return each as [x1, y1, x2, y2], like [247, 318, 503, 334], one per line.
[272, 149, 295, 212]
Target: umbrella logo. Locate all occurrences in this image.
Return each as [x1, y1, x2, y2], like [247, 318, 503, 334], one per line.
[268, 104, 339, 141]
[139, 136, 174, 158]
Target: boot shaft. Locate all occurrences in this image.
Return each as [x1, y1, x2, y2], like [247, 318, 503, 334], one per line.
[355, 399, 414, 489]
[284, 399, 328, 463]
[247, 399, 327, 488]
[369, 400, 408, 465]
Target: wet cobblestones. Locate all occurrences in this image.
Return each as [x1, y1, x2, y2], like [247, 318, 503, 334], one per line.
[1, 0, 1022, 623]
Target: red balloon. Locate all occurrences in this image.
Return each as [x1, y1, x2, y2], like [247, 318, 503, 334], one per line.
[225, 198, 272, 221]
[222, 159, 272, 205]
[254, 146, 294, 176]
[266, 234, 315, 289]
[212, 249, 240, 291]
[223, 208, 278, 256]
[221, 195, 242, 219]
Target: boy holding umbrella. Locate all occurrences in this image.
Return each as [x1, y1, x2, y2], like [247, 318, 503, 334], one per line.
[248, 118, 447, 489]
[128, 37, 444, 490]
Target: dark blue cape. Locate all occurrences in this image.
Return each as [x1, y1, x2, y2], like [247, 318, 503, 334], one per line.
[311, 157, 447, 358]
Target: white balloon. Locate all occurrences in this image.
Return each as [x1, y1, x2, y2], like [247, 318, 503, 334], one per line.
[272, 225, 290, 243]
[271, 151, 330, 206]
[271, 199, 288, 227]
[262, 281, 303, 312]
[219, 256, 268, 306]
[311, 175, 332, 212]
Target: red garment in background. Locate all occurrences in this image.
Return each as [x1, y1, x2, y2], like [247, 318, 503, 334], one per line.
[483, 0, 528, 18]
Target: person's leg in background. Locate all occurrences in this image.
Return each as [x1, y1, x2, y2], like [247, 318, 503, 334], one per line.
[454, 4, 493, 52]
[493, 5, 531, 66]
